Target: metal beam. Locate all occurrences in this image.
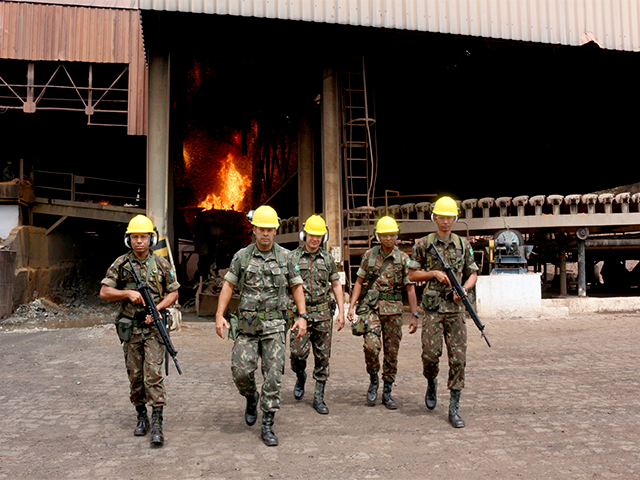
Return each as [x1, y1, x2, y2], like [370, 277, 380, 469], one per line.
[46, 216, 68, 235]
[298, 112, 314, 234]
[321, 65, 342, 268]
[32, 198, 144, 223]
[147, 49, 171, 238]
[395, 212, 640, 237]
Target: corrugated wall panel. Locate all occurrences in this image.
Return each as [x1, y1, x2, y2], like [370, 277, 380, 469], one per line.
[0, 1, 147, 135]
[138, 0, 640, 52]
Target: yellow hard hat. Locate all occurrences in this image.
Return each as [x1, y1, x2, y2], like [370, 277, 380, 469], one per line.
[303, 215, 327, 235]
[126, 215, 155, 234]
[376, 216, 399, 234]
[432, 197, 459, 217]
[250, 205, 280, 228]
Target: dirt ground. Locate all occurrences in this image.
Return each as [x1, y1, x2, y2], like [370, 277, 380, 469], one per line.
[1, 307, 639, 480]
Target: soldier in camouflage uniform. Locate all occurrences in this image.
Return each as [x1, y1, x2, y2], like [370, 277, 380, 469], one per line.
[215, 205, 308, 447]
[100, 215, 180, 447]
[347, 216, 419, 409]
[290, 215, 345, 415]
[408, 196, 478, 428]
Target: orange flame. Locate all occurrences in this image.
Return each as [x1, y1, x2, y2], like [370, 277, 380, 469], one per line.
[198, 152, 250, 211]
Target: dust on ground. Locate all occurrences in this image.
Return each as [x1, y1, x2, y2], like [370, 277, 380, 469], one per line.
[1, 307, 639, 480]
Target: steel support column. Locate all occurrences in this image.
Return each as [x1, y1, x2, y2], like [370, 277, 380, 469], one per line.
[559, 249, 567, 296]
[321, 66, 342, 268]
[147, 50, 171, 239]
[577, 238, 586, 296]
[298, 112, 314, 233]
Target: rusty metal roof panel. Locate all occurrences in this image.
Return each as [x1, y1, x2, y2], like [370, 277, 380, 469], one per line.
[0, 1, 143, 62]
[138, 0, 640, 52]
[0, 1, 148, 135]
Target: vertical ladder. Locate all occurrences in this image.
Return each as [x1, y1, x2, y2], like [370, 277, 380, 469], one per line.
[341, 56, 378, 288]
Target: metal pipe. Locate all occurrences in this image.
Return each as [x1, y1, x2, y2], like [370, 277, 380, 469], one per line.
[577, 238, 586, 297]
[585, 239, 640, 247]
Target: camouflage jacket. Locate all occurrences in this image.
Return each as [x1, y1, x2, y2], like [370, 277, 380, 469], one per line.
[409, 233, 478, 313]
[356, 245, 412, 315]
[291, 246, 340, 322]
[101, 252, 180, 320]
[225, 243, 302, 323]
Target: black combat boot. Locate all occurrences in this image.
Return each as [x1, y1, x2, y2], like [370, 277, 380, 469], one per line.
[293, 371, 306, 400]
[382, 381, 398, 410]
[134, 405, 149, 436]
[448, 390, 465, 428]
[425, 378, 437, 410]
[245, 391, 259, 426]
[150, 406, 164, 447]
[312, 381, 329, 415]
[261, 412, 278, 446]
[366, 373, 379, 406]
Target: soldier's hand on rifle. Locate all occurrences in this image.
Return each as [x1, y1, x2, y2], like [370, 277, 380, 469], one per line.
[126, 290, 146, 305]
[433, 270, 451, 286]
[453, 286, 468, 303]
[215, 313, 230, 339]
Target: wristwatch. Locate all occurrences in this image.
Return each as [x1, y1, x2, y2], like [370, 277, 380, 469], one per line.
[299, 313, 310, 320]
[411, 312, 420, 319]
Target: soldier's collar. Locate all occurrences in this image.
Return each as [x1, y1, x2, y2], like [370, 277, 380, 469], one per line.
[255, 247, 273, 258]
[129, 251, 151, 263]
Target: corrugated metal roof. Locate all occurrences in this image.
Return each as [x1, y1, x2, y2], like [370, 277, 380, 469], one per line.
[0, 1, 147, 134]
[11, 0, 138, 9]
[138, 0, 640, 52]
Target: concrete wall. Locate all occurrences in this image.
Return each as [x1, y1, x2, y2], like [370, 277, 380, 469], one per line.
[476, 273, 542, 319]
[542, 296, 640, 316]
[2, 225, 85, 311]
[0, 205, 19, 241]
[0, 249, 16, 317]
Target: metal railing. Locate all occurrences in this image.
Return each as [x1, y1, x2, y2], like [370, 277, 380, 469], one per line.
[33, 170, 145, 208]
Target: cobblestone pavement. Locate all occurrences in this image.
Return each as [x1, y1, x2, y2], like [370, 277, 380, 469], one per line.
[1, 311, 639, 480]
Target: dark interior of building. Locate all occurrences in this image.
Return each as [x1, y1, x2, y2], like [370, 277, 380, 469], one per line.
[163, 13, 639, 211]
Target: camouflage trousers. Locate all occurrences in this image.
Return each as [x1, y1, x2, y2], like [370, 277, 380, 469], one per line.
[363, 313, 403, 383]
[231, 331, 286, 413]
[122, 326, 166, 407]
[290, 319, 333, 382]
[421, 311, 467, 391]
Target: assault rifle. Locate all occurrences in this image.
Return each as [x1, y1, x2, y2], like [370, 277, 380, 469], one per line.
[427, 243, 491, 347]
[123, 259, 183, 374]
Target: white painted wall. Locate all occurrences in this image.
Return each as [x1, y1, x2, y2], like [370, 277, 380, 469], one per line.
[476, 273, 542, 319]
[0, 205, 19, 241]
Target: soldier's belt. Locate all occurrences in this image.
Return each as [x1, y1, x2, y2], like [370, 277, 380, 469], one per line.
[378, 292, 402, 301]
[241, 310, 286, 324]
[293, 301, 330, 313]
[306, 302, 330, 313]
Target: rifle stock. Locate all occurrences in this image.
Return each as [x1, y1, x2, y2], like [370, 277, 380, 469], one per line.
[123, 259, 183, 374]
[427, 243, 491, 347]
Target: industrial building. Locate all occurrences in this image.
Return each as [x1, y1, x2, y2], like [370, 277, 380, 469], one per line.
[1, 0, 640, 317]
